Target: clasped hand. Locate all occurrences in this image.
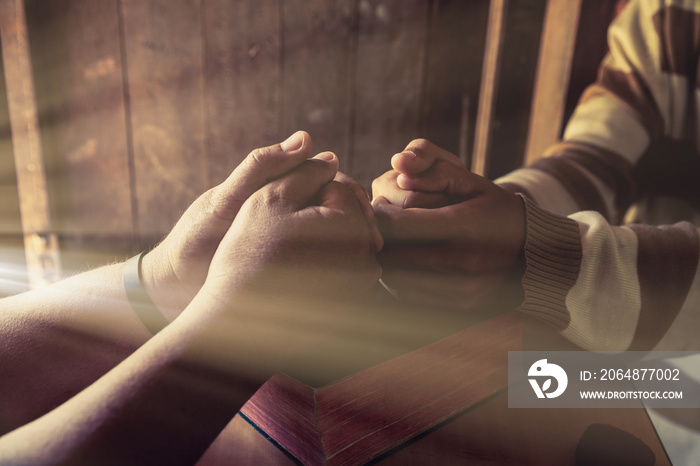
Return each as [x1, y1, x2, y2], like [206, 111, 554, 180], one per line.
[372, 139, 526, 311]
[142, 133, 526, 323]
[142, 131, 382, 320]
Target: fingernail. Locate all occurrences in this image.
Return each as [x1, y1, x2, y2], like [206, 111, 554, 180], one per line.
[315, 152, 336, 161]
[402, 150, 417, 159]
[281, 131, 304, 152]
[396, 174, 411, 188]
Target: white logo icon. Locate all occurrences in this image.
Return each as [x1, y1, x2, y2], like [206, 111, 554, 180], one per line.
[528, 359, 568, 399]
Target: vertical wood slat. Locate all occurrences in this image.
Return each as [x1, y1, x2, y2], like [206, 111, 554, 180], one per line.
[203, 0, 282, 185]
[351, 0, 430, 189]
[119, 0, 207, 242]
[25, 0, 135, 269]
[0, 40, 21, 237]
[421, 0, 490, 167]
[523, 0, 583, 166]
[471, 0, 508, 177]
[0, 0, 61, 287]
[0, 33, 27, 296]
[282, 0, 354, 171]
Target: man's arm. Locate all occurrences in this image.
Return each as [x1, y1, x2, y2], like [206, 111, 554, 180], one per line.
[372, 0, 700, 351]
[373, 138, 700, 352]
[0, 131, 316, 435]
[491, 0, 700, 350]
[0, 150, 380, 465]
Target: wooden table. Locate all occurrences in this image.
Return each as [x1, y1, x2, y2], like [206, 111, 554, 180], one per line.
[194, 311, 669, 465]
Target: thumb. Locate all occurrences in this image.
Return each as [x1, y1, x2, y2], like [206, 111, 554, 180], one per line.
[208, 131, 313, 220]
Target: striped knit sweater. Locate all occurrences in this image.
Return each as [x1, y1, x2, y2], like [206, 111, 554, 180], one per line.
[496, 0, 700, 351]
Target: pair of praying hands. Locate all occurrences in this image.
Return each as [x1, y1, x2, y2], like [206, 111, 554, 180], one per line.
[143, 130, 526, 324]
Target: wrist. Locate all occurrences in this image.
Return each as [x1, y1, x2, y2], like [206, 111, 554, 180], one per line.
[140, 250, 189, 323]
[178, 286, 295, 381]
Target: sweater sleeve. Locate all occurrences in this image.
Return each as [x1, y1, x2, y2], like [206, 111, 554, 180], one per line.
[495, 0, 700, 350]
[518, 197, 699, 351]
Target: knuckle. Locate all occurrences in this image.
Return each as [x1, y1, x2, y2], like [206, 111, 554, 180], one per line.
[332, 181, 359, 207]
[203, 188, 224, 215]
[204, 187, 239, 221]
[433, 159, 455, 177]
[246, 145, 276, 168]
[259, 182, 284, 205]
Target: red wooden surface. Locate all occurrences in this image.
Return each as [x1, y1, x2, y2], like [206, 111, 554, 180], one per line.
[236, 312, 522, 465]
[196, 311, 667, 465]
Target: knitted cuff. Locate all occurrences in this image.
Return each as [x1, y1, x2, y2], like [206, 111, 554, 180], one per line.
[517, 196, 582, 331]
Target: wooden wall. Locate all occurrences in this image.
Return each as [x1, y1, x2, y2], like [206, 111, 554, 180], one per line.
[0, 0, 621, 290]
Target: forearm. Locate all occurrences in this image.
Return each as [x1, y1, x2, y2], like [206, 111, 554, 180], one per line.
[0, 285, 332, 465]
[0, 290, 273, 465]
[0, 263, 154, 434]
[517, 198, 700, 351]
[496, 138, 639, 223]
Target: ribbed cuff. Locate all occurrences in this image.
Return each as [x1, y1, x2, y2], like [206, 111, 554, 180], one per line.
[517, 195, 582, 331]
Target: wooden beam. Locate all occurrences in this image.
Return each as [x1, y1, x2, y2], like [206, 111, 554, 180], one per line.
[0, 0, 62, 288]
[523, 0, 583, 166]
[471, 0, 508, 176]
[25, 0, 136, 270]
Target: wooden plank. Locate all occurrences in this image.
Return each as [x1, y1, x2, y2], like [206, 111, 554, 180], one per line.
[487, 0, 547, 179]
[421, 0, 490, 166]
[119, 0, 207, 241]
[203, 0, 282, 186]
[197, 414, 296, 466]
[238, 374, 323, 466]
[523, 0, 584, 166]
[350, 0, 430, 189]
[235, 311, 522, 465]
[471, 0, 508, 177]
[198, 312, 666, 465]
[281, 0, 354, 172]
[0, 0, 61, 288]
[197, 382, 668, 465]
[0, 37, 21, 238]
[25, 0, 135, 270]
[0, 33, 28, 296]
[377, 390, 669, 465]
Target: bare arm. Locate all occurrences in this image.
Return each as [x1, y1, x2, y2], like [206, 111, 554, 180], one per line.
[0, 263, 151, 436]
[0, 149, 380, 465]
[0, 132, 317, 435]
